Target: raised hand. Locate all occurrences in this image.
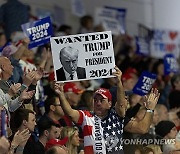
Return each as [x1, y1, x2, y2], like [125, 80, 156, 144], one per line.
[22, 37, 30, 46]
[18, 89, 35, 102]
[112, 66, 122, 83]
[0, 136, 10, 154]
[11, 128, 31, 148]
[23, 71, 36, 87]
[32, 69, 43, 85]
[54, 82, 64, 96]
[145, 88, 160, 110]
[8, 83, 21, 97]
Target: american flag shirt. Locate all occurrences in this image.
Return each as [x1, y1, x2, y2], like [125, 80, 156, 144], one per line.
[77, 109, 124, 154]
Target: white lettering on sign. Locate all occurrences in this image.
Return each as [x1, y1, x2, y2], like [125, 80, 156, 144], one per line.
[141, 76, 155, 91]
[167, 57, 176, 70]
[27, 23, 50, 35]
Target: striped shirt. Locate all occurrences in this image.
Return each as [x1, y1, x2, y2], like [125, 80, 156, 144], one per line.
[77, 109, 124, 154]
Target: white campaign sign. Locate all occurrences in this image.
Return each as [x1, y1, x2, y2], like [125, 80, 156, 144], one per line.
[150, 29, 180, 58]
[50, 31, 115, 82]
[95, 8, 122, 35]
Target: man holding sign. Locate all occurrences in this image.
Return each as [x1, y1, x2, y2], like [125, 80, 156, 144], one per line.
[56, 46, 86, 81]
[55, 66, 127, 154]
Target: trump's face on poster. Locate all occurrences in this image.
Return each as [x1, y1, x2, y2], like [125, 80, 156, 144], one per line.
[60, 46, 79, 74]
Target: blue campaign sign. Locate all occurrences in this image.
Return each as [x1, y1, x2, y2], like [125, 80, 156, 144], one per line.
[21, 16, 53, 48]
[135, 36, 150, 56]
[164, 54, 179, 75]
[133, 71, 157, 96]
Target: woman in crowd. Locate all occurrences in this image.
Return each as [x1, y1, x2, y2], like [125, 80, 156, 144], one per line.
[61, 126, 81, 154]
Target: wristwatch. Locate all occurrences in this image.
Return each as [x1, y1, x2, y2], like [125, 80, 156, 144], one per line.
[146, 108, 154, 113]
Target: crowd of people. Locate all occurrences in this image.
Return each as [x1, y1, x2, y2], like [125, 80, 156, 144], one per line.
[0, 0, 180, 154]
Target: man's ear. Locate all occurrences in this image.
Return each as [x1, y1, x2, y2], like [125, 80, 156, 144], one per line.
[50, 105, 55, 112]
[23, 120, 27, 126]
[44, 130, 49, 137]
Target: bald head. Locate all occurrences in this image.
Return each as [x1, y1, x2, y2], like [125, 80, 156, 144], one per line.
[156, 104, 168, 121]
[0, 56, 13, 80]
[59, 46, 79, 74]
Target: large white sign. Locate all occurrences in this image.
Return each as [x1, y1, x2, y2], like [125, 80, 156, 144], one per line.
[50, 31, 115, 82]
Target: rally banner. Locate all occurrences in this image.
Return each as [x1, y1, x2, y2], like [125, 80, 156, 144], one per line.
[95, 7, 126, 35]
[50, 31, 115, 83]
[135, 36, 150, 56]
[164, 54, 179, 75]
[21, 16, 53, 48]
[133, 71, 157, 96]
[150, 29, 180, 59]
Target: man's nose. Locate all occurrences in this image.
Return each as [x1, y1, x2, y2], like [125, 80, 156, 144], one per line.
[70, 62, 74, 68]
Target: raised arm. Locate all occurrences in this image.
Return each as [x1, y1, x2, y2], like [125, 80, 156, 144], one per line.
[113, 66, 128, 117]
[124, 88, 160, 134]
[54, 83, 80, 123]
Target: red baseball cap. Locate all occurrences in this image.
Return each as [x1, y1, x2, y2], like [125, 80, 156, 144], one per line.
[124, 68, 137, 75]
[46, 137, 68, 150]
[122, 73, 134, 81]
[94, 88, 112, 101]
[63, 82, 83, 94]
[122, 67, 137, 81]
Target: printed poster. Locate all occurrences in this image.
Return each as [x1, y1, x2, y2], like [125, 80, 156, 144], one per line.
[164, 54, 179, 75]
[95, 7, 126, 35]
[50, 31, 115, 82]
[21, 16, 53, 48]
[133, 71, 157, 96]
[150, 29, 180, 58]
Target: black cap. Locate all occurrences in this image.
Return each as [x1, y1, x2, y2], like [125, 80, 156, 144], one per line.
[155, 121, 176, 138]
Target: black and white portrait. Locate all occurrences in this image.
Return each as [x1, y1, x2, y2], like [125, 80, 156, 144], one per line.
[56, 46, 86, 81]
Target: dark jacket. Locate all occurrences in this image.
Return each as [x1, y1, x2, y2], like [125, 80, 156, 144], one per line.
[56, 67, 86, 81]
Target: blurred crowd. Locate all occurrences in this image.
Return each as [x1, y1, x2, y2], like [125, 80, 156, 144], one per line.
[0, 0, 180, 154]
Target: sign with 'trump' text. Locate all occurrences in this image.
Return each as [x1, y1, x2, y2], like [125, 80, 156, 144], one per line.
[21, 16, 53, 48]
[50, 31, 115, 82]
[164, 54, 179, 75]
[133, 71, 157, 96]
